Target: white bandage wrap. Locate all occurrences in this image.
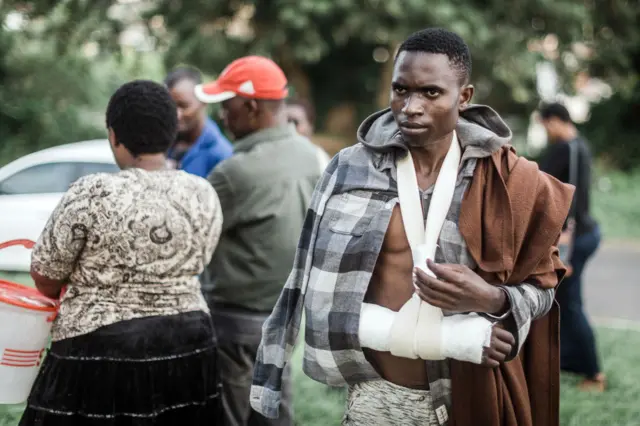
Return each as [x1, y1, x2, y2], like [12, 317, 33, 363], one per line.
[359, 301, 492, 364]
[358, 303, 395, 352]
[440, 313, 492, 363]
[357, 132, 494, 364]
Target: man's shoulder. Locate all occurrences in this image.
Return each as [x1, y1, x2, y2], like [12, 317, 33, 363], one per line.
[201, 126, 232, 153]
[486, 145, 572, 197]
[208, 152, 246, 182]
[484, 144, 540, 174]
[333, 142, 377, 169]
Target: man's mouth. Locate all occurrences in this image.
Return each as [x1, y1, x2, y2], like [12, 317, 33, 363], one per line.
[400, 122, 426, 129]
[399, 122, 428, 135]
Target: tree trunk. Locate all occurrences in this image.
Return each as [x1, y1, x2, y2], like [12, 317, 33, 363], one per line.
[376, 42, 399, 109]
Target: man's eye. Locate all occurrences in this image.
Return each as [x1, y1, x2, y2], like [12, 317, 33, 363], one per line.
[394, 87, 407, 95]
[425, 90, 440, 98]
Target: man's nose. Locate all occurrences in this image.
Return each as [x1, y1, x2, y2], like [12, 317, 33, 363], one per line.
[177, 108, 184, 121]
[402, 94, 424, 117]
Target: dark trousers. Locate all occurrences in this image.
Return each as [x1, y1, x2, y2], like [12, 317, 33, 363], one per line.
[556, 225, 602, 378]
[218, 339, 293, 426]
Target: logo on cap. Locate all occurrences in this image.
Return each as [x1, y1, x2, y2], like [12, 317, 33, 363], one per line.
[238, 81, 256, 95]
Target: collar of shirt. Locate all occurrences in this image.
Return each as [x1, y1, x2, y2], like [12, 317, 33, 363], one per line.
[168, 118, 223, 162]
[233, 124, 297, 154]
[186, 117, 223, 154]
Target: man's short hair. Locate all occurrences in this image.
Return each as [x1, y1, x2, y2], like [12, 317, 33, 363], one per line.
[539, 102, 573, 123]
[106, 80, 178, 156]
[288, 98, 316, 125]
[396, 28, 472, 83]
[164, 67, 202, 89]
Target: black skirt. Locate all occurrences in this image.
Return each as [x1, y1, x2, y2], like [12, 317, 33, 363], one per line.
[20, 311, 222, 425]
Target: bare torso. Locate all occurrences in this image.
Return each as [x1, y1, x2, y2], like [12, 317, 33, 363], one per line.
[363, 169, 438, 389]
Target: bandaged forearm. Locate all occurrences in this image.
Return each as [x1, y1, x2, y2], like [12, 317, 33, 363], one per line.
[358, 296, 493, 364]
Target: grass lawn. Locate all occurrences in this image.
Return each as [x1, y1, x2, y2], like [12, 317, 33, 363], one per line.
[292, 326, 640, 426]
[0, 324, 638, 425]
[591, 168, 640, 240]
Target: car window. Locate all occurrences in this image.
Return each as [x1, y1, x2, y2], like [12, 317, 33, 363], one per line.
[0, 162, 78, 195]
[75, 162, 119, 179]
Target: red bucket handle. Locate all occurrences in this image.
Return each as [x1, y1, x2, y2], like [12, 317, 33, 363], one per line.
[0, 239, 35, 251]
[0, 239, 60, 322]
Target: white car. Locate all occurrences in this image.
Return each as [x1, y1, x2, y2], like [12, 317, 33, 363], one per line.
[0, 140, 118, 272]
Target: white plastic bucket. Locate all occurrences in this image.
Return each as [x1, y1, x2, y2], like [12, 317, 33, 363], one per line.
[0, 240, 57, 404]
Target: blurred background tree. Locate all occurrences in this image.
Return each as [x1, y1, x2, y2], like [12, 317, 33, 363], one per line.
[150, 0, 588, 144]
[0, 0, 638, 168]
[0, 0, 160, 162]
[578, 0, 639, 171]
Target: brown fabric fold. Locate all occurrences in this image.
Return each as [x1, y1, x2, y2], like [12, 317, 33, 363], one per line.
[453, 145, 573, 426]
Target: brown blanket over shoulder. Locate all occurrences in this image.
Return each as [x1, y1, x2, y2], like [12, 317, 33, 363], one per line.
[454, 145, 574, 426]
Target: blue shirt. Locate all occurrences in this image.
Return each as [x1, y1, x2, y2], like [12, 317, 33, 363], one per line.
[170, 118, 233, 178]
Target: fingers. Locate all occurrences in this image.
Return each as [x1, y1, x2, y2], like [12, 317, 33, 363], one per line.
[481, 328, 515, 368]
[481, 348, 500, 368]
[490, 336, 512, 356]
[482, 346, 506, 367]
[417, 286, 458, 310]
[414, 268, 460, 309]
[414, 268, 458, 295]
[492, 327, 516, 347]
[426, 260, 464, 283]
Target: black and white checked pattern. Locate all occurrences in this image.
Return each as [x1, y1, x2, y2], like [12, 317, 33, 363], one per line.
[250, 140, 555, 424]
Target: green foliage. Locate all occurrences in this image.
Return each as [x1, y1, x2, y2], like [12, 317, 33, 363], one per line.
[150, 0, 589, 118]
[0, 2, 166, 165]
[0, 37, 104, 162]
[586, 0, 640, 89]
[581, 82, 640, 172]
[591, 166, 640, 239]
[0, 0, 639, 168]
[0, 4, 103, 163]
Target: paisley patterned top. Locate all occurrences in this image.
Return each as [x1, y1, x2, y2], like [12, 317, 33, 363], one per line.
[31, 168, 223, 341]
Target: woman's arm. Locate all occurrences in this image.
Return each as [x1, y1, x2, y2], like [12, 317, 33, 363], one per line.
[30, 268, 65, 299]
[30, 176, 93, 296]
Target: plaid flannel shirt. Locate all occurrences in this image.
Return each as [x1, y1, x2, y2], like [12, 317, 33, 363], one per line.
[251, 142, 555, 424]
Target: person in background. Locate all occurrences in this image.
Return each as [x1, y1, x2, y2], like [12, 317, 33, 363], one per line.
[165, 67, 233, 177]
[538, 102, 604, 392]
[286, 97, 332, 173]
[195, 56, 322, 426]
[20, 80, 224, 425]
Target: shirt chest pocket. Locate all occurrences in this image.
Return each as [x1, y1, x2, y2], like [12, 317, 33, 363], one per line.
[324, 190, 385, 237]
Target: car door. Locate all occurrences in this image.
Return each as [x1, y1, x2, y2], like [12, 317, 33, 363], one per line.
[0, 162, 79, 271]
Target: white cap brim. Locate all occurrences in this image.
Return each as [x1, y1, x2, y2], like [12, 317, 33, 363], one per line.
[194, 84, 236, 104]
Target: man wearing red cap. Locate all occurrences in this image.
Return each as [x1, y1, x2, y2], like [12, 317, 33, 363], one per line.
[196, 56, 321, 426]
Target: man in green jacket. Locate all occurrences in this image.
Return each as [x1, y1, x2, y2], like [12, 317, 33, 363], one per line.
[196, 55, 321, 426]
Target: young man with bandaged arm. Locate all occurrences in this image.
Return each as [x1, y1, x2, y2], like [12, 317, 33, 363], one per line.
[250, 28, 574, 426]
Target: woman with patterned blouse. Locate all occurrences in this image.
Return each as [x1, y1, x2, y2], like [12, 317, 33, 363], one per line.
[20, 80, 224, 425]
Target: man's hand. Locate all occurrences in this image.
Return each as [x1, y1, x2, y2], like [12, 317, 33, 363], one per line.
[481, 325, 515, 368]
[414, 260, 508, 315]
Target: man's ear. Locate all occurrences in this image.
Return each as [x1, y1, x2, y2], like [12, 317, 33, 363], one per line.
[246, 99, 259, 114]
[459, 84, 474, 111]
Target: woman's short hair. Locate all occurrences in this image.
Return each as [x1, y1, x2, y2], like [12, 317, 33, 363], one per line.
[106, 80, 178, 156]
